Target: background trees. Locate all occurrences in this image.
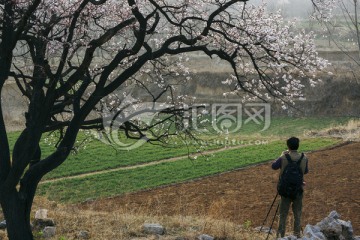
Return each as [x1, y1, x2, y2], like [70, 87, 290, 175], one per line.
[0, 0, 328, 239]
[321, 0, 360, 64]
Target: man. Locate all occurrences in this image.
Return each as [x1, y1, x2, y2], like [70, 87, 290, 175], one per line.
[272, 137, 309, 238]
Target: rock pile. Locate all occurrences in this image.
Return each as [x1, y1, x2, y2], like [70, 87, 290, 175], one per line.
[279, 211, 359, 240]
[33, 209, 56, 239]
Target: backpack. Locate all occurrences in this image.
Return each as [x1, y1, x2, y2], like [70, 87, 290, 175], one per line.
[277, 153, 304, 199]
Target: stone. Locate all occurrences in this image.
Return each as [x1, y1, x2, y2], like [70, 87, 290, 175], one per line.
[254, 226, 276, 234]
[143, 223, 165, 235]
[77, 230, 90, 239]
[317, 216, 343, 238]
[33, 209, 54, 231]
[281, 211, 357, 240]
[0, 220, 6, 230]
[197, 234, 214, 240]
[43, 226, 56, 239]
[328, 210, 341, 220]
[35, 209, 48, 219]
[33, 218, 55, 231]
[338, 219, 354, 239]
[303, 224, 326, 240]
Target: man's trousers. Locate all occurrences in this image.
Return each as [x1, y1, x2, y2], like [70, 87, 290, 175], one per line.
[277, 192, 303, 238]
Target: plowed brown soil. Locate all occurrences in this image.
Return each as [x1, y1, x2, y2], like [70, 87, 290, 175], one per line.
[82, 142, 360, 235]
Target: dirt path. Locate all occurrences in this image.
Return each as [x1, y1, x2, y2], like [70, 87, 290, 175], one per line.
[41, 144, 250, 184]
[81, 142, 360, 235]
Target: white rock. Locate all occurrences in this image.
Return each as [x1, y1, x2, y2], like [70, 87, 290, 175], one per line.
[338, 219, 354, 239]
[143, 223, 165, 235]
[317, 216, 342, 237]
[0, 220, 6, 230]
[303, 224, 326, 240]
[197, 234, 214, 240]
[35, 209, 48, 220]
[328, 210, 341, 220]
[254, 226, 276, 234]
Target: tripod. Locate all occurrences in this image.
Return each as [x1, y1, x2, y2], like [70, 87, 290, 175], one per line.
[259, 192, 280, 240]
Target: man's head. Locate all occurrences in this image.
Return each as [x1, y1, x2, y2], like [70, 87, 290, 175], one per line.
[287, 137, 300, 150]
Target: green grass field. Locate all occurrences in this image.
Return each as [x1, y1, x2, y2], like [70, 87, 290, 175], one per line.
[38, 138, 340, 202]
[7, 116, 351, 180]
[6, 116, 353, 202]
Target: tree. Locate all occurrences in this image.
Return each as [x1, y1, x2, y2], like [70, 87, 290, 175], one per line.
[320, 0, 360, 63]
[0, 0, 329, 239]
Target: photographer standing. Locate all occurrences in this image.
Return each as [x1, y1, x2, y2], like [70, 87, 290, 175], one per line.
[272, 137, 309, 238]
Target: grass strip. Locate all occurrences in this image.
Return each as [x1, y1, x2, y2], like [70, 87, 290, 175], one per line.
[38, 138, 340, 203]
[38, 116, 355, 179]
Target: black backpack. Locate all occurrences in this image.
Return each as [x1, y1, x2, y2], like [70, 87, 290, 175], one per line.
[277, 153, 304, 199]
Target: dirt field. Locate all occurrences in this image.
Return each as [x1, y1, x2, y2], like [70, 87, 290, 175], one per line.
[82, 142, 360, 235]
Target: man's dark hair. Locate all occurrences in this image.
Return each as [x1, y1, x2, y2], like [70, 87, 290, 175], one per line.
[287, 137, 300, 150]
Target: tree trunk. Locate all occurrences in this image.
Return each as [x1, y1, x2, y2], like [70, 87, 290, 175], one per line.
[0, 142, 47, 240]
[1, 189, 34, 240]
